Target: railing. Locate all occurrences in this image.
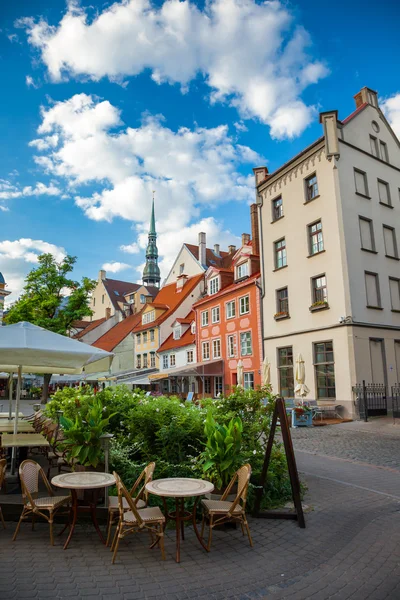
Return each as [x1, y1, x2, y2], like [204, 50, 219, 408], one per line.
[352, 381, 387, 422]
[392, 385, 400, 422]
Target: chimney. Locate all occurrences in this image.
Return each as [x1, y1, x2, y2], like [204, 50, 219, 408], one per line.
[242, 233, 250, 247]
[250, 204, 260, 256]
[99, 269, 106, 281]
[253, 166, 269, 187]
[105, 307, 111, 320]
[198, 232, 206, 267]
[214, 244, 220, 256]
[228, 245, 236, 254]
[354, 86, 378, 109]
[319, 111, 340, 160]
[176, 274, 188, 291]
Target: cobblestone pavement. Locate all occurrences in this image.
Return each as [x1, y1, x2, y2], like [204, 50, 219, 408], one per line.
[1, 427, 400, 600]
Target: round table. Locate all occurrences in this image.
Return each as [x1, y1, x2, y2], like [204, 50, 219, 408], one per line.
[146, 477, 214, 563]
[52, 471, 116, 550]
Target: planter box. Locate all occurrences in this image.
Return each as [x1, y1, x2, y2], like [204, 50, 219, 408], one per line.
[291, 409, 313, 428]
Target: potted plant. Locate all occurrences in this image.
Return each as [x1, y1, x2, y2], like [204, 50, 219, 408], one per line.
[274, 311, 289, 320]
[291, 404, 313, 427]
[309, 300, 329, 312]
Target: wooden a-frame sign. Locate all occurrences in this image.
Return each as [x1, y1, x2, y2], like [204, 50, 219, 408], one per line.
[253, 396, 305, 527]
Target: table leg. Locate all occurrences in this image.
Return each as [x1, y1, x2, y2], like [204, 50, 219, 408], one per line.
[63, 489, 78, 550]
[175, 497, 181, 563]
[180, 498, 185, 541]
[90, 489, 105, 544]
[192, 497, 210, 553]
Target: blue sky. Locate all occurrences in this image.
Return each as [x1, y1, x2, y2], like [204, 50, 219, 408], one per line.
[0, 0, 399, 302]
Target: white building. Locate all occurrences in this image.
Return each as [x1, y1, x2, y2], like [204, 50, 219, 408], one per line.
[255, 87, 400, 416]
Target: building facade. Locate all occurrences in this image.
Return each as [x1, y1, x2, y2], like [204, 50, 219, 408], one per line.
[0, 272, 11, 325]
[255, 87, 400, 416]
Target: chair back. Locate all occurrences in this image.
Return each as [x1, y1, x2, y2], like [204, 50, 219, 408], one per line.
[227, 464, 252, 516]
[130, 462, 155, 504]
[0, 458, 6, 488]
[113, 472, 144, 528]
[19, 459, 53, 507]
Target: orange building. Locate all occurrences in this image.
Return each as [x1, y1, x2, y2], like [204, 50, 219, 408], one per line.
[193, 205, 263, 396]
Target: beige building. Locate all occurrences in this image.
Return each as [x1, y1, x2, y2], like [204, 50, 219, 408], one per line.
[255, 87, 400, 416]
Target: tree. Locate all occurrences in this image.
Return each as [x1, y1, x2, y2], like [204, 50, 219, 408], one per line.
[5, 254, 96, 402]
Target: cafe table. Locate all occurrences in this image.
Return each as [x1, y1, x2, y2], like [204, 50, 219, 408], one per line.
[1, 433, 49, 448]
[52, 471, 116, 550]
[146, 477, 214, 563]
[0, 422, 35, 433]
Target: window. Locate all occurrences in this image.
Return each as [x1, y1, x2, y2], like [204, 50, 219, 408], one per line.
[93, 297, 96, 306]
[378, 179, 391, 206]
[201, 310, 209, 327]
[102, 294, 105, 304]
[240, 332, 252, 356]
[162, 354, 168, 369]
[143, 354, 148, 368]
[150, 329, 155, 342]
[370, 135, 379, 157]
[143, 331, 148, 343]
[276, 287, 289, 314]
[142, 310, 155, 324]
[129, 293, 135, 302]
[209, 277, 219, 295]
[314, 341, 336, 399]
[389, 278, 400, 311]
[150, 352, 156, 368]
[308, 221, 324, 255]
[278, 347, 294, 397]
[211, 306, 220, 323]
[187, 350, 194, 363]
[214, 376, 223, 397]
[136, 355, 141, 369]
[272, 196, 283, 220]
[383, 226, 398, 258]
[140, 294, 146, 303]
[359, 217, 375, 252]
[226, 300, 236, 319]
[354, 169, 369, 197]
[380, 141, 389, 163]
[212, 338, 221, 359]
[170, 354, 176, 367]
[204, 377, 211, 394]
[173, 326, 181, 340]
[236, 262, 249, 280]
[179, 263, 185, 274]
[136, 333, 141, 345]
[365, 272, 381, 308]
[191, 322, 196, 334]
[202, 341, 210, 360]
[305, 174, 319, 201]
[274, 238, 287, 269]
[170, 379, 177, 393]
[311, 275, 327, 304]
[243, 372, 254, 390]
[227, 334, 236, 358]
[239, 295, 250, 315]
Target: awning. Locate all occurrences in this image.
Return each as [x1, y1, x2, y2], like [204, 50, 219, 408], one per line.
[149, 360, 224, 380]
[149, 372, 168, 381]
[121, 375, 150, 385]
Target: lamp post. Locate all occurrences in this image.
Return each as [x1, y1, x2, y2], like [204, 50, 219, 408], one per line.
[33, 403, 41, 413]
[100, 433, 114, 507]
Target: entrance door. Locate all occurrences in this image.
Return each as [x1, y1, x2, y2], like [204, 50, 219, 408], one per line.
[368, 338, 387, 416]
[370, 339, 387, 386]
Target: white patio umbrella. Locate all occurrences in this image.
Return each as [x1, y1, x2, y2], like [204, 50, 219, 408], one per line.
[237, 359, 244, 388]
[262, 356, 271, 387]
[0, 322, 114, 472]
[295, 353, 310, 404]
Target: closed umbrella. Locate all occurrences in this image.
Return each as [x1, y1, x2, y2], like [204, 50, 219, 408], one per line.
[0, 322, 114, 473]
[237, 359, 244, 387]
[295, 353, 310, 404]
[262, 356, 271, 387]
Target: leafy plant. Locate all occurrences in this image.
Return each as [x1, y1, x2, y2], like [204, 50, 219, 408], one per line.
[198, 411, 244, 490]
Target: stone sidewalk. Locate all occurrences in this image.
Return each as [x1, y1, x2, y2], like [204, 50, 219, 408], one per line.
[1, 425, 400, 600]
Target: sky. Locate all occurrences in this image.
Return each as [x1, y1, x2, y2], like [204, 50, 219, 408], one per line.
[0, 0, 399, 304]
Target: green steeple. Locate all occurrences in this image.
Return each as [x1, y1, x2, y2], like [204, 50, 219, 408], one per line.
[142, 194, 161, 288]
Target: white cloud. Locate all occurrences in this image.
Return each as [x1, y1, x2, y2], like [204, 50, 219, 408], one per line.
[120, 242, 140, 254]
[0, 179, 61, 200]
[0, 205, 9, 212]
[20, 0, 328, 139]
[0, 238, 66, 304]
[26, 75, 39, 88]
[101, 261, 131, 273]
[381, 92, 400, 138]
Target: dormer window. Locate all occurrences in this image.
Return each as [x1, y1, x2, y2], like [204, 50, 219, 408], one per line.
[191, 322, 196, 334]
[142, 310, 155, 325]
[236, 262, 249, 280]
[173, 325, 181, 340]
[209, 277, 219, 295]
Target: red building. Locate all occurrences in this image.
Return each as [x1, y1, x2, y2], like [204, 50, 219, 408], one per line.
[193, 205, 262, 396]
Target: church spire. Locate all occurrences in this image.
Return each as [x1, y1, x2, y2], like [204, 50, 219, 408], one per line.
[142, 191, 161, 288]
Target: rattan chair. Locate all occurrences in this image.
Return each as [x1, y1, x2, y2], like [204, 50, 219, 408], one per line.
[106, 462, 155, 546]
[200, 463, 253, 550]
[0, 459, 6, 529]
[111, 471, 165, 564]
[12, 459, 71, 545]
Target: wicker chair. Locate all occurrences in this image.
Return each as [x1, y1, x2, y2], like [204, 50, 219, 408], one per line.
[12, 460, 71, 545]
[111, 471, 165, 564]
[0, 459, 6, 529]
[106, 462, 155, 546]
[200, 463, 253, 550]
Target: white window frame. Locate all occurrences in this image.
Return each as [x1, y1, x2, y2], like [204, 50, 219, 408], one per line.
[243, 372, 255, 390]
[142, 331, 148, 343]
[173, 325, 181, 340]
[187, 350, 194, 363]
[202, 341, 210, 361]
[201, 310, 209, 327]
[191, 322, 196, 334]
[212, 338, 221, 359]
[226, 300, 236, 319]
[150, 352, 156, 368]
[136, 333, 141, 345]
[170, 354, 176, 367]
[162, 354, 168, 369]
[227, 334, 236, 358]
[150, 329, 155, 342]
[143, 353, 148, 369]
[239, 295, 250, 315]
[211, 306, 220, 324]
[240, 331, 252, 356]
[214, 376, 223, 397]
[142, 310, 155, 325]
[236, 262, 249, 280]
[208, 277, 220, 295]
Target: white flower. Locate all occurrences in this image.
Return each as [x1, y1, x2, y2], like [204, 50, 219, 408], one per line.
[253, 450, 257, 455]
[156, 408, 159, 412]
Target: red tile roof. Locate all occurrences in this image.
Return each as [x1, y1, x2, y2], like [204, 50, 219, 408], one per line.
[92, 311, 143, 352]
[133, 274, 204, 333]
[185, 244, 234, 269]
[341, 102, 368, 125]
[193, 272, 260, 308]
[71, 320, 91, 329]
[73, 318, 106, 339]
[158, 327, 195, 353]
[103, 279, 158, 311]
[175, 310, 194, 325]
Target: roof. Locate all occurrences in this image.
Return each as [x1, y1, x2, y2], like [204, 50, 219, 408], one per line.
[73, 318, 106, 339]
[71, 320, 90, 330]
[185, 244, 234, 269]
[341, 102, 368, 125]
[0, 273, 5, 285]
[133, 274, 204, 333]
[193, 272, 260, 308]
[175, 310, 195, 325]
[92, 311, 143, 352]
[158, 326, 195, 353]
[102, 278, 158, 311]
